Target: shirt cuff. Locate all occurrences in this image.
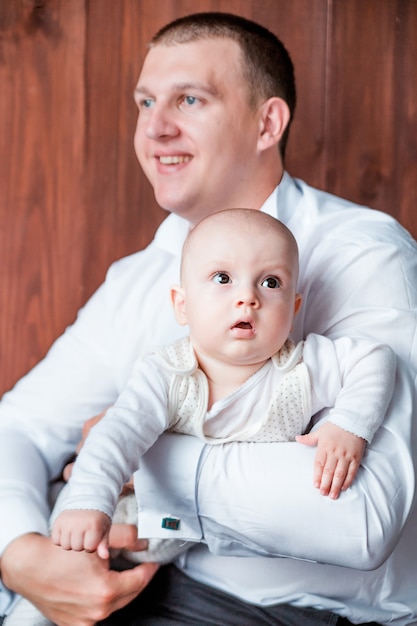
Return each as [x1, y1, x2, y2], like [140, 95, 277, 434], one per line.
[135, 432, 204, 541]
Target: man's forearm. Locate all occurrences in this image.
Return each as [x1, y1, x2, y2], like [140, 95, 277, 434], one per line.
[138, 394, 414, 571]
[0, 431, 51, 555]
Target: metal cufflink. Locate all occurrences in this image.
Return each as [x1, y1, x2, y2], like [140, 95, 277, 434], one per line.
[161, 516, 181, 530]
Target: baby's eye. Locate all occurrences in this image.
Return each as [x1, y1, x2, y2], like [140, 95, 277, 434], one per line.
[261, 276, 281, 289]
[212, 272, 231, 285]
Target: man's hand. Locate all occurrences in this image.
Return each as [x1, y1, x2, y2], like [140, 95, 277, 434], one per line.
[296, 422, 366, 499]
[1, 533, 158, 626]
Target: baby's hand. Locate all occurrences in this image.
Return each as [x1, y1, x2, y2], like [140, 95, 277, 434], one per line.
[296, 422, 366, 499]
[51, 509, 111, 559]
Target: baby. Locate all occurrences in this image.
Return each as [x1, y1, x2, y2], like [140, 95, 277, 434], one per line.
[52, 208, 395, 560]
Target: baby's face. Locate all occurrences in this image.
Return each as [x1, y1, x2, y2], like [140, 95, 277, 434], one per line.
[178, 211, 301, 369]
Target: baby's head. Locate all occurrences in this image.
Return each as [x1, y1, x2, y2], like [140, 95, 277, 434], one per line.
[171, 208, 301, 368]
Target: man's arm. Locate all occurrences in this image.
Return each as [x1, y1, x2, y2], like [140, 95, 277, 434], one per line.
[1, 533, 158, 626]
[0, 269, 147, 621]
[139, 372, 414, 571]
[0, 229, 183, 619]
[0, 280, 119, 556]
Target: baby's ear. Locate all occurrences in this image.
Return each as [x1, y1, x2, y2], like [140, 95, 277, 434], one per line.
[294, 293, 302, 316]
[170, 285, 188, 326]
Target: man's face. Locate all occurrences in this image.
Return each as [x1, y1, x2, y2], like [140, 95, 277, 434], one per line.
[134, 39, 265, 224]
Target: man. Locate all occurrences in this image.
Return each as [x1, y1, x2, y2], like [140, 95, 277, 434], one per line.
[1, 12, 416, 626]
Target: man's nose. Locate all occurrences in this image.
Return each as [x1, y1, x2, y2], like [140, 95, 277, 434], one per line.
[145, 104, 179, 140]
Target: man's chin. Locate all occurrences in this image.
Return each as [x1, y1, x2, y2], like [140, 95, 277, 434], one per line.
[156, 194, 198, 222]
[154, 190, 184, 211]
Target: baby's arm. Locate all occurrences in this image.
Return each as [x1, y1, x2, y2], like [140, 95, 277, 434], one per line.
[53, 357, 171, 560]
[299, 334, 396, 500]
[52, 508, 111, 560]
[296, 423, 366, 499]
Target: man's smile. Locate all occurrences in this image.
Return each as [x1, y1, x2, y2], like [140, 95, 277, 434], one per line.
[158, 155, 192, 164]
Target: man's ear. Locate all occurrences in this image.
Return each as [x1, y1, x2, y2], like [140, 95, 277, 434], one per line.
[170, 285, 188, 326]
[257, 97, 291, 152]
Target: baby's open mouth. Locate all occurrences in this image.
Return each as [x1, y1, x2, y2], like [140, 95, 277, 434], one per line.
[234, 321, 253, 330]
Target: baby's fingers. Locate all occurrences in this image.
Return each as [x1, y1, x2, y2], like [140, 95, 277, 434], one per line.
[313, 450, 348, 499]
[96, 538, 110, 560]
[340, 457, 360, 492]
[83, 527, 106, 554]
[320, 457, 359, 500]
[312, 447, 329, 491]
[323, 459, 349, 499]
[53, 525, 86, 552]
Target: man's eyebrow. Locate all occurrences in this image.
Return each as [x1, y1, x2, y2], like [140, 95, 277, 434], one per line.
[134, 82, 220, 98]
[134, 85, 152, 98]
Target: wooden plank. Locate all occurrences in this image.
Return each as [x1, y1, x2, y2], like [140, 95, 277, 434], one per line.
[324, 0, 417, 236]
[0, 0, 86, 392]
[392, 1, 417, 237]
[251, 0, 329, 187]
[81, 0, 165, 300]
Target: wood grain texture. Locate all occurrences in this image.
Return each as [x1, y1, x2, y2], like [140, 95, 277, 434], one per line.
[0, 0, 86, 390]
[322, 0, 417, 236]
[0, 0, 415, 394]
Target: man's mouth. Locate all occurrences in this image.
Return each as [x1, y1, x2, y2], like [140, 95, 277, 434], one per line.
[158, 155, 191, 165]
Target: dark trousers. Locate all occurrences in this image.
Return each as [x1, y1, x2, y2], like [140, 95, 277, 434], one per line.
[99, 564, 382, 626]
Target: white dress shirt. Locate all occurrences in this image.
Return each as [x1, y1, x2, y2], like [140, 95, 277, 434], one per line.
[0, 173, 416, 624]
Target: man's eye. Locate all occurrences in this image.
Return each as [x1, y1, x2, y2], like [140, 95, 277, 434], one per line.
[212, 272, 231, 285]
[184, 95, 198, 105]
[140, 98, 154, 109]
[261, 276, 281, 289]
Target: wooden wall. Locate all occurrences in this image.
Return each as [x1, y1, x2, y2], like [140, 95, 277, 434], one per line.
[0, 0, 416, 395]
